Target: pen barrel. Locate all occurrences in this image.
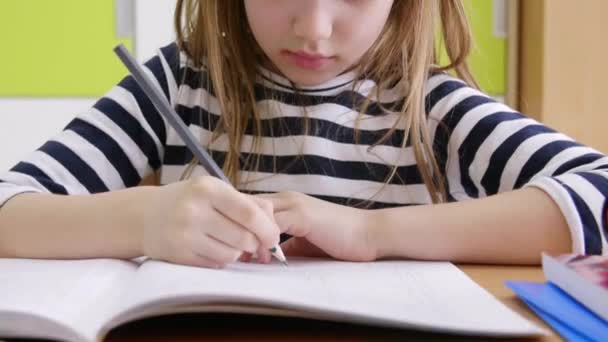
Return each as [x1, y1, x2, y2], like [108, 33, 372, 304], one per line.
[113, 44, 228, 183]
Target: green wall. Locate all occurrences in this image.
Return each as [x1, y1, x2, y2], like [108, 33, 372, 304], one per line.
[439, 0, 507, 97]
[0, 0, 132, 97]
[464, 0, 506, 96]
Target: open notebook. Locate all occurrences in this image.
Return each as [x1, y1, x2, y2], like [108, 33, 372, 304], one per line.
[0, 257, 546, 342]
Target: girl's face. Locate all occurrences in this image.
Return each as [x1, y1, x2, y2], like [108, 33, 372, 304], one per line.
[244, 0, 394, 86]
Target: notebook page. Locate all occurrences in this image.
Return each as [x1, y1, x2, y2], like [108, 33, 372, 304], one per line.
[0, 258, 137, 341]
[111, 258, 545, 337]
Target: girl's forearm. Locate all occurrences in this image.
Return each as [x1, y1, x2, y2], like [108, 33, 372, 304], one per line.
[371, 187, 572, 265]
[0, 187, 154, 259]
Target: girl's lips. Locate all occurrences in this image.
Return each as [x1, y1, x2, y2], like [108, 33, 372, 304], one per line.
[281, 50, 333, 70]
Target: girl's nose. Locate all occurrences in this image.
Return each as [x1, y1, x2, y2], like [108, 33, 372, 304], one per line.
[292, 1, 333, 42]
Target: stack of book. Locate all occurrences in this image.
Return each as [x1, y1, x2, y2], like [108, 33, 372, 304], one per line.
[507, 253, 608, 341]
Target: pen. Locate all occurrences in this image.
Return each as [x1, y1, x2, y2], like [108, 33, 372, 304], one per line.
[113, 44, 288, 266]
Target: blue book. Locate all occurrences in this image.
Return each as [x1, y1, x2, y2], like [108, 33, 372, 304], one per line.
[542, 253, 608, 322]
[506, 281, 608, 341]
[506, 252, 608, 341]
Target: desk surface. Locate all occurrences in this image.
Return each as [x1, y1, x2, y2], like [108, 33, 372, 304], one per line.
[106, 265, 560, 342]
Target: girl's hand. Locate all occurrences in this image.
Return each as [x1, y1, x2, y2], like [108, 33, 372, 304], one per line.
[142, 176, 280, 268]
[257, 192, 377, 262]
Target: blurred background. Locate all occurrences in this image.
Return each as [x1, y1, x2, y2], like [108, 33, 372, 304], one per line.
[0, 0, 606, 171]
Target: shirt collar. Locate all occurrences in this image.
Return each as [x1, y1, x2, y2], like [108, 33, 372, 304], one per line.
[256, 66, 358, 96]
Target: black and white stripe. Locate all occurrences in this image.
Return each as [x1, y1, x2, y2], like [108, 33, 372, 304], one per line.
[425, 73, 608, 254]
[1, 42, 606, 254]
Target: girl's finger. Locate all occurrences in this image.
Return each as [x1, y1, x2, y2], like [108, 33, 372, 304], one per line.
[185, 229, 242, 265]
[255, 245, 272, 263]
[209, 184, 280, 248]
[205, 210, 259, 253]
[239, 252, 253, 262]
[274, 210, 307, 236]
[255, 193, 290, 212]
[251, 196, 274, 218]
[251, 196, 283, 263]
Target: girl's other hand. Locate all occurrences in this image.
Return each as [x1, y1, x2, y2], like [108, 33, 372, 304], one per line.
[257, 192, 377, 262]
[142, 176, 280, 268]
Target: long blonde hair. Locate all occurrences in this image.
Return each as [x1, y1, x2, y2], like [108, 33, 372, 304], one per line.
[174, 0, 476, 204]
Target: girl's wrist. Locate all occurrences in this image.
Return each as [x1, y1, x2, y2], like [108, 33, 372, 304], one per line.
[365, 208, 398, 260]
[128, 185, 162, 257]
[352, 207, 382, 261]
[367, 208, 390, 260]
[367, 204, 439, 261]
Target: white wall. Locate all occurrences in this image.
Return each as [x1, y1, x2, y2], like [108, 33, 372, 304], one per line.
[0, 1, 175, 172]
[135, 0, 176, 61]
[0, 99, 93, 171]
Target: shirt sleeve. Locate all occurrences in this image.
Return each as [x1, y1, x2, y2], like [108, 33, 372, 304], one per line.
[0, 43, 181, 208]
[426, 73, 608, 255]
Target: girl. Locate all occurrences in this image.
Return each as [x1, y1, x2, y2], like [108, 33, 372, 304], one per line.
[0, 0, 606, 268]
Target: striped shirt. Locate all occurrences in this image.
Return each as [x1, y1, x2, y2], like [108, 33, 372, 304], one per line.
[1, 43, 607, 255]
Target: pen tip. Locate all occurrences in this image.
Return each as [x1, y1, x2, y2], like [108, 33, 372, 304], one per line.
[269, 245, 288, 266]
